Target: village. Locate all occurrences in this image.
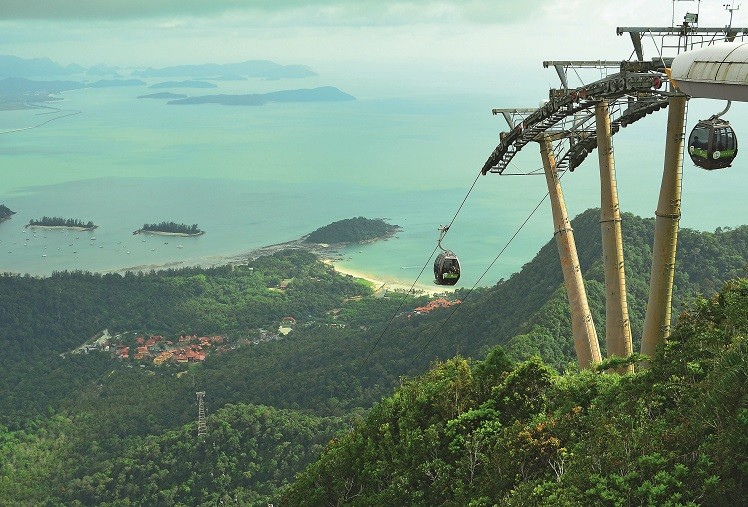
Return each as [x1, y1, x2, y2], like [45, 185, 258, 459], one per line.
[114, 334, 225, 365]
[67, 324, 292, 367]
[65, 298, 461, 367]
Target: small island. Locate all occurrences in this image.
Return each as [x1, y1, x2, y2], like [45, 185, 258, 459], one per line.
[26, 216, 96, 231]
[304, 217, 400, 244]
[133, 221, 204, 236]
[0, 204, 15, 223]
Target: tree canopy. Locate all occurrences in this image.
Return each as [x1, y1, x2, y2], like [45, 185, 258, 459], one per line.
[305, 216, 400, 244]
[2, 209, 748, 505]
[26, 216, 95, 229]
[140, 221, 203, 234]
[283, 279, 748, 506]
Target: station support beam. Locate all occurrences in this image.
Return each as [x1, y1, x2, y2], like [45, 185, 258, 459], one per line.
[641, 95, 687, 361]
[540, 136, 601, 369]
[595, 101, 633, 372]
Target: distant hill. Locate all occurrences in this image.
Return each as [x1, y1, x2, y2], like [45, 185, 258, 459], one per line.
[133, 60, 317, 79]
[0, 77, 82, 95]
[0, 55, 84, 78]
[305, 217, 400, 244]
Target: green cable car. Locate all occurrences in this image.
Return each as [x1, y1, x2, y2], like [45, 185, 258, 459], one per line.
[688, 118, 738, 170]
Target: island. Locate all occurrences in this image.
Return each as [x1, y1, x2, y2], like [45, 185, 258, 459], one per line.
[133, 222, 204, 236]
[26, 216, 97, 230]
[166, 87, 355, 106]
[304, 217, 400, 244]
[0, 204, 15, 223]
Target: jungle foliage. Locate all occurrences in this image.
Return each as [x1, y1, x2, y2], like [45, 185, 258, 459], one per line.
[305, 216, 400, 244]
[283, 279, 748, 506]
[26, 216, 95, 229]
[2, 209, 748, 505]
[141, 221, 203, 235]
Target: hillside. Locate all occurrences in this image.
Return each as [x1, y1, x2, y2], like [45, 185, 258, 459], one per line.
[442, 208, 748, 369]
[283, 279, 748, 505]
[2, 209, 748, 504]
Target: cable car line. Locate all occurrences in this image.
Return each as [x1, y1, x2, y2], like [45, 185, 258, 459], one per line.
[356, 170, 483, 376]
[406, 186, 553, 371]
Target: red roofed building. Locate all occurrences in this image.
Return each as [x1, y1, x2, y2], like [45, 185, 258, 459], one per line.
[413, 299, 462, 314]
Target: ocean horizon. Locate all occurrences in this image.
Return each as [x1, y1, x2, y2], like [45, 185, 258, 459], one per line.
[3, 79, 748, 288]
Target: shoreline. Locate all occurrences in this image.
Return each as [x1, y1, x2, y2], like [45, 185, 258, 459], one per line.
[19, 230, 453, 298]
[133, 229, 205, 237]
[322, 259, 452, 297]
[185, 236, 452, 296]
[25, 224, 97, 232]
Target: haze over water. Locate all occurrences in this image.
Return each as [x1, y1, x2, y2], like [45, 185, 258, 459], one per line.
[2, 73, 748, 288]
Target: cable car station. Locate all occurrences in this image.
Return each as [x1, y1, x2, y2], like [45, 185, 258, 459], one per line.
[476, 7, 748, 370]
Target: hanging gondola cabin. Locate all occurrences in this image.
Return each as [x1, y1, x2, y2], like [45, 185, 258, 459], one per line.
[688, 119, 738, 170]
[434, 250, 460, 286]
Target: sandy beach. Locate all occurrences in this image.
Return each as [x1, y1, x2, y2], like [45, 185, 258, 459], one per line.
[112, 236, 452, 298]
[324, 259, 452, 297]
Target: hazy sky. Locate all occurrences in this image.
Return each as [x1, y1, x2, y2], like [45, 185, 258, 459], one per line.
[0, 1, 742, 95]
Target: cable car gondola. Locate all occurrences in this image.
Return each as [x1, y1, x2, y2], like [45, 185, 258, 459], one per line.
[434, 225, 460, 286]
[687, 102, 738, 170]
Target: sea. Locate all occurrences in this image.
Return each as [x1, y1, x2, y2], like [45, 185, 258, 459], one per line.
[2, 74, 748, 289]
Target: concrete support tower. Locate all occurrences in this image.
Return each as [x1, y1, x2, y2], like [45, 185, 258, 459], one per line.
[641, 95, 687, 360]
[595, 101, 633, 372]
[540, 136, 601, 368]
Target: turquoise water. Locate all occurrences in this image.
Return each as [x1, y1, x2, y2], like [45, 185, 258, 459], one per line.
[2, 79, 748, 287]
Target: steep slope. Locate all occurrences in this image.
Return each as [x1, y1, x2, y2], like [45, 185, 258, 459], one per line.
[444, 208, 748, 369]
[283, 279, 748, 506]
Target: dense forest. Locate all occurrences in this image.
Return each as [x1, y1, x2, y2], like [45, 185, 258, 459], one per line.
[26, 216, 95, 229]
[1, 209, 748, 504]
[283, 279, 748, 505]
[305, 216, 400, 244]
[139, 221, 203, 235]
[0, 203, 14, 221]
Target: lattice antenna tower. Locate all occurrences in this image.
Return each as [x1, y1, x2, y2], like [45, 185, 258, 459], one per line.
[196, 391, 207, 436]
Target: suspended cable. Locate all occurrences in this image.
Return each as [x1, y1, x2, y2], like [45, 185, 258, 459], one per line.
[406, 185, 553, 371]
[356, 169, 483, 375]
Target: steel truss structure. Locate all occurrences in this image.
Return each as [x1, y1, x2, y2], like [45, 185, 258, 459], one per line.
[481, 24, 748, 176]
